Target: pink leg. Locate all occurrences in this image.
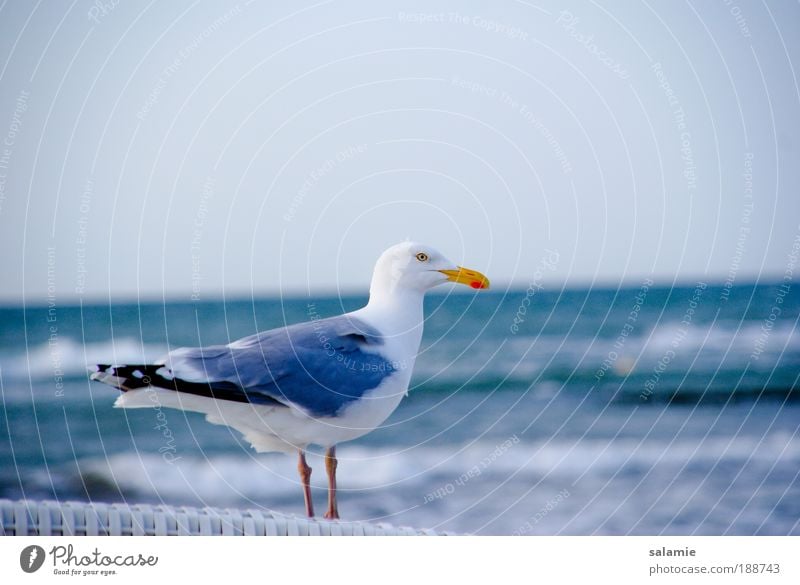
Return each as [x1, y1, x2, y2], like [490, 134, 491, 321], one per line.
[297, 450, 314, 517]
[324, 446, 339, 520]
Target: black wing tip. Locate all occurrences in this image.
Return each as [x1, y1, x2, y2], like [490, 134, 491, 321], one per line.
[88, 364, 287, 408]
[89, 364, 109, 381]
[89, 364, 159, 390]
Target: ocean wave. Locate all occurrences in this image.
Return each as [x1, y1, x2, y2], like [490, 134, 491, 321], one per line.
[3, 319, 797, 400]
[0, 337, 167, 382]
[413, 320, 800, 392]
[35, 433, 799, 507]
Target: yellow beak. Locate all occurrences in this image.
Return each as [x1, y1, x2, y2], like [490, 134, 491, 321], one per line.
[438, 267, 490, 290]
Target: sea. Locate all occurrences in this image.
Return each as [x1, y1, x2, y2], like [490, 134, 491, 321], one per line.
[1, 281, 798, 535]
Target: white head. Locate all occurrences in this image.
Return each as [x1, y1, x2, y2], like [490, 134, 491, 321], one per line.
[368, 241, 489, 301]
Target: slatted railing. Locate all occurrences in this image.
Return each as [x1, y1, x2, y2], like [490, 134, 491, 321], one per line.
[0, 499, 448, 536]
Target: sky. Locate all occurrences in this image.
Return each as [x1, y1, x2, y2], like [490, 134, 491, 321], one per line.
[0, 0, 798, 304]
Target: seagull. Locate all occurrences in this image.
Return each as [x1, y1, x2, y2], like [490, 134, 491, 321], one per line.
[90, 242, 489, 519]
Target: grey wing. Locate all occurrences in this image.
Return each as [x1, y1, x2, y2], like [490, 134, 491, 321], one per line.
[161, 315, 396, 417]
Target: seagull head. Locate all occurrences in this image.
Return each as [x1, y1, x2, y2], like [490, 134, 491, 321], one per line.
[369, 241, 490, 299]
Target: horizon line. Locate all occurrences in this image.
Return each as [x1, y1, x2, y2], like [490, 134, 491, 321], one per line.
[2, 275, 792, 309]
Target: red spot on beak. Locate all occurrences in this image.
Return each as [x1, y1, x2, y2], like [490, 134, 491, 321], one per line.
[470, 281, 482, 289]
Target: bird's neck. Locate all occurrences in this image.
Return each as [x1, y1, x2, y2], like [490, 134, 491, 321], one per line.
[358, 288, 425, 349]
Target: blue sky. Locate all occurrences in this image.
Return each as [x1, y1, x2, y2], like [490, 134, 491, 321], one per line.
[1, 0, 798, 303]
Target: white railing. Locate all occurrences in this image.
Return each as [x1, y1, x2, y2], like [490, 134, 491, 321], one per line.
[0, 499, 449, 536]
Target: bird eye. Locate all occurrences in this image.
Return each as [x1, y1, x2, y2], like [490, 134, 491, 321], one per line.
[415, 252, 429, 262]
